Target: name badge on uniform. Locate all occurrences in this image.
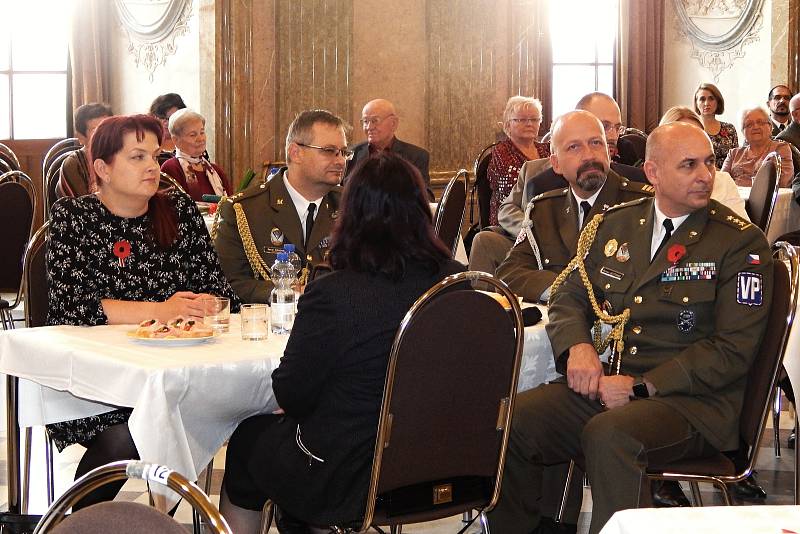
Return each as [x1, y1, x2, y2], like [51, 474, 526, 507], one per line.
[736, 272, 763, 306]
[600, 266, 624, 281]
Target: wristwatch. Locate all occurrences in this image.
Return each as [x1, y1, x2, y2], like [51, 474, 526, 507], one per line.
[632, 378, 650, 399]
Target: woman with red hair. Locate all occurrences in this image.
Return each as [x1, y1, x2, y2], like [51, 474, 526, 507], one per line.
[46, 114, 237, 509]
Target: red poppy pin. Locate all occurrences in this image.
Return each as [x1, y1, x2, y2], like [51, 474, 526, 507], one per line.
[113, 240, 131, 267]
[667, 244, 686, 264]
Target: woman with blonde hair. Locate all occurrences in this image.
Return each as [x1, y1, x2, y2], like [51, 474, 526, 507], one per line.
[486, 96, 550, 226]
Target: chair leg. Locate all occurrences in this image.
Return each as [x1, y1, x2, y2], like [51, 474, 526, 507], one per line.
[45, 434, 55, 506]
[21, 427, 31, 514]
[479, 511, 491, 534]
[555, 460, 575, 523]
[462, 510, 473, 523]
[192, 458, 215, 534]
[689, 481, 703, 506]
[260, 500, 275, 534]
[774, 386, 783, 458]
[715, 480, 732, 505]
[389, 525, 402, 534]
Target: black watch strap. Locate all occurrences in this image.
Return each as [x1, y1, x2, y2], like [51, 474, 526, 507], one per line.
[632, 379, 649, 399]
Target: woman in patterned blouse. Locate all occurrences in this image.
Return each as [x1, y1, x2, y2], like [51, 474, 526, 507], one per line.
[46, 114, 238, 510]
[694, 83, 739, 169]
[486, 96, 550, 226]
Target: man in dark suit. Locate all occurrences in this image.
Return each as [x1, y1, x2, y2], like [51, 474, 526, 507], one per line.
[487, 122, 772, 534]
[777, 93, 800, 151]
[345, 98, 433, 200]
[768, 84, 792, 136]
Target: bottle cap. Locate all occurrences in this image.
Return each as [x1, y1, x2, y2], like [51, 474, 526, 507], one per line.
[276, 252, 288, 261]
[283, 244, 295, 252]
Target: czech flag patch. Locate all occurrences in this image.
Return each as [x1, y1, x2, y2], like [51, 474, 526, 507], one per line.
[746, 253, 761, 265]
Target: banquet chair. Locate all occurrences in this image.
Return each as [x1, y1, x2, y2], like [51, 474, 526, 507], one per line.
[44, 151, 74, 218]
[159, 171, 187, 193]
[262, 271, 525, 533]
[41, 138, 79, 181]
[619, 133, 646, 166]
[0, 141, 21, 171]
[745, 154, 780, 233]
[0, 171, 36, 330]
[32, 460, 232, 533]
[433, 170, 468, 259]
[472, 143, 497, 230]
[646, 241, 798, 506]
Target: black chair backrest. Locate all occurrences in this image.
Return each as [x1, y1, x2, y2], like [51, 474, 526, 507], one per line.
[433, 170, 468, 258]
[45, 151, 75, 218]
[0, 174, 35, 294]
[23, 223, 49, 328]
[0, 142, 21, 170]
[789, 144, 800, 181]
[471, 143, 497, 229]
[33, 460, 231, 533]
[42, 139, 80, 183]
[740, 242, 798, 451]
[50, 501, 187, 534]
[620, 133, 647, 165]
[359, 272, 524, 529]
[745, 154, 780, 232]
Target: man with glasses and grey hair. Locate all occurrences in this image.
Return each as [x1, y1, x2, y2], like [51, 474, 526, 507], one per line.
[215, 109, 348, 303]
[345, 98, 433, 200]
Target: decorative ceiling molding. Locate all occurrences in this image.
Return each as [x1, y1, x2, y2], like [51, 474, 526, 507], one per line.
[115, 0, 194, 81]
[672, 0, 765, 81]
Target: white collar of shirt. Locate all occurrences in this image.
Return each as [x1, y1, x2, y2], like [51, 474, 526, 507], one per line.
[771, 116, 789, 130]
[650, 201, 691, 260]
[570, 185, 603, 228]
[283, 173, 323, 238]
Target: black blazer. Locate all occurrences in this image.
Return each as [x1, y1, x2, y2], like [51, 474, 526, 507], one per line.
[523, 162, 648, 201]
[346, 138, 433, 200]
[250, 259, 465, 526]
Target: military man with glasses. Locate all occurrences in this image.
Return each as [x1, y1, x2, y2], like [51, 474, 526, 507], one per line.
[215, 110, 348, 303]
[345, 98, 433, 200]
[767, 84, 793, 136]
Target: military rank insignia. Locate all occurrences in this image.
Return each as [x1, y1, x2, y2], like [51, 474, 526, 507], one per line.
[736, 272, 763, 306]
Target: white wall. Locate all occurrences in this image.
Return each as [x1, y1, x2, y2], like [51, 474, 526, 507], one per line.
[662, 0, 774, 139]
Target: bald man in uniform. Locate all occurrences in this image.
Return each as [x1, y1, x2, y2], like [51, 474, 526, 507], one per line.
[215, 110, 346, 303]
[487, 122, 772, 534]
[346, 98, 433, 200]
[496, 110, 653, 303]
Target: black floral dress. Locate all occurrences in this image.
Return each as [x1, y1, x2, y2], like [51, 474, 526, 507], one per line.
[708, 121, 739, 170]
[45, 190, 239, 450]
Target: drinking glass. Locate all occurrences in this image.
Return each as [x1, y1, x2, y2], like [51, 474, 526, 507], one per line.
[202, 296, 230, 333]
[241, 304, 269, 341]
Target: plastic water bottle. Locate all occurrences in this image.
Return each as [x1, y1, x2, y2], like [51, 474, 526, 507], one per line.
[270, 252, 296, 334]
[283, 244, 302, 312]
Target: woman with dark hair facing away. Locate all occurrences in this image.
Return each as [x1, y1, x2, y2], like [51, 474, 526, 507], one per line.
[219, 152, 464, 533]
[46, 114, 238, 509]
[56, 102, 113, 198]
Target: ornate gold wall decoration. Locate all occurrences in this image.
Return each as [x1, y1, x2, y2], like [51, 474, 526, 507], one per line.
[672, 0, 765, 81]
[115, 0, 194, 81]
[275, 0, 353, 160]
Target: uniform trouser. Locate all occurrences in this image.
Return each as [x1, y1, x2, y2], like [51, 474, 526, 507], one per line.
[468, 229, 514, 275]
[487, 383, 715, 534]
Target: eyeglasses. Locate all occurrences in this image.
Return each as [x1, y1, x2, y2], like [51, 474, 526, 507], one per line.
[743, 119, 771, 130]
[601, 121, 626, 136]
[296, 143, 354, 160]
[360, 114, 395, 127]
[510, 117, 542, 125]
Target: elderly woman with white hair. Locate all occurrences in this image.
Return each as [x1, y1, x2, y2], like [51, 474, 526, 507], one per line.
[721, 106, 793, 187]
[160, 108, 231, 201]
[486, 96, 550, 226]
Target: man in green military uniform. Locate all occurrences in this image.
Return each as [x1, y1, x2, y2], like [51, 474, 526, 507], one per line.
[497, 110, 653, 303]
[487, 122, 773, 534]
[215, 109, 348, 303]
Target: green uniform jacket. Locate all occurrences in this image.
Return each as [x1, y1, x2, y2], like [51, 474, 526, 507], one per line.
[546, 198, 772, 451]
[497, 171, 654, 301]
[214, 168, 341, 303]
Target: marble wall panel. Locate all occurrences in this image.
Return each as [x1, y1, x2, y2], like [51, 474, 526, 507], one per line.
[276, 0, 352, 160]
[426, 0, 503, 171]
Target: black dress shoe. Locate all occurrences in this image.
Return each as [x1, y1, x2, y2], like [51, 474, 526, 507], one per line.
[651, 480, 690, 507]
[730, 473, 767, 500]
[789, 428, 796, 450]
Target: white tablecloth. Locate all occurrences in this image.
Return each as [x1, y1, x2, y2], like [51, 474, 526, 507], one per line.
[739, 186, 799, 243]
[0, 309, 558, 503]
[600, 505, 800, 534]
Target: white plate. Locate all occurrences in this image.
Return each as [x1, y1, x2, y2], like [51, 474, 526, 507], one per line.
[126, 332, 216, 346]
